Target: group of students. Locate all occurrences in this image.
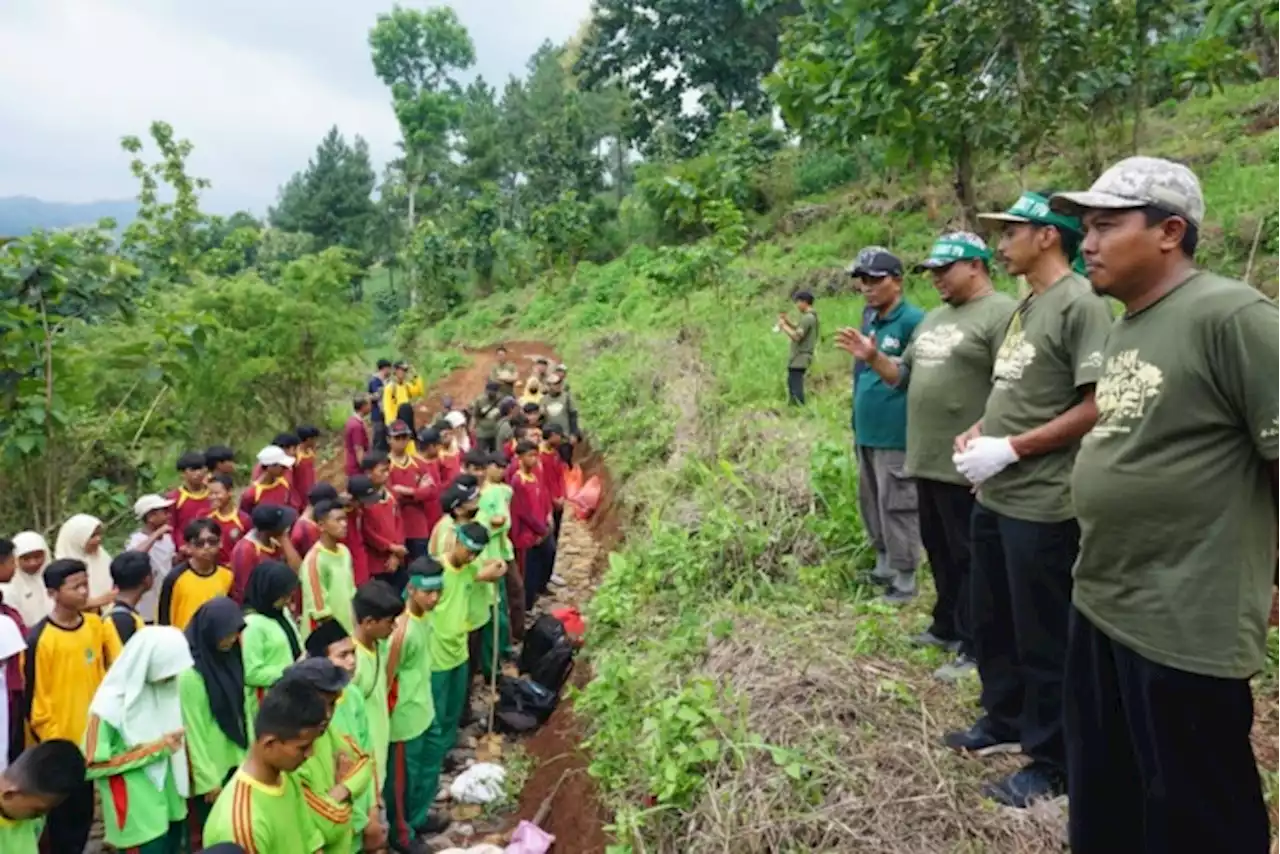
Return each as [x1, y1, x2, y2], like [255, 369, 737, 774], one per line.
[825, 156, 1278, 852]
[0, 349, 583, 854]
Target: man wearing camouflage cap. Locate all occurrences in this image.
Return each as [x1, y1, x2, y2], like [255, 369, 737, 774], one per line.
[1050, 156, 1276, 852]
[839, 234, 1015, 675]
[941, 197, 1113, 807]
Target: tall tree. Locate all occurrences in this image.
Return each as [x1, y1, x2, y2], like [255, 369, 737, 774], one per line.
[269, 127, 378, 262]
[574, 0, 801, 156]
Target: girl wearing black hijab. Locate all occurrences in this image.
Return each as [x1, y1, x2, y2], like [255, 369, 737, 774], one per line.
[179, 596, 247, 851]
[239, 560, 302, 723]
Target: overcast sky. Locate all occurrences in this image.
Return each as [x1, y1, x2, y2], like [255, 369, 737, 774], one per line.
[0, 0, 592, 213]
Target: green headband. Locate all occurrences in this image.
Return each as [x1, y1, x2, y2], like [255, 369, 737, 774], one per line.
[456, 526, 485, 553]
[404, 573, 444, 599]
[980, 192, 1083, 235]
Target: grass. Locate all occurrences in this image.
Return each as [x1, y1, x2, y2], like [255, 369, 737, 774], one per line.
[396, 82, 1279, 852]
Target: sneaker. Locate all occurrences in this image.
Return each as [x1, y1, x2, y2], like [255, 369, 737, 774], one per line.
[881, 587, 916, 604]
[550, 573, 567, 587]
[980, 763, 1065, 808]
[934, 654, 977, 683]
[942, 719, 1021, 757]
[910, 629, 958, 650]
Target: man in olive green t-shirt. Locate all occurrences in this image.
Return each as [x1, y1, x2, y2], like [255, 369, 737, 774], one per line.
[944, 192, 1113, 808]
[1050, 158, 1276, 853]
[838, 234, 1015, 668]
[778, 290, 818, 405]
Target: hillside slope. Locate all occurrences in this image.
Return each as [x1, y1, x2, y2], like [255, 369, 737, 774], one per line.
[406, 82, 1279, 852]
[0, 195, 137, 236]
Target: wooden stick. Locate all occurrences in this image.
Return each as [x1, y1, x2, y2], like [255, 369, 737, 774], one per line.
[487, 599, 501, 736]
[533, 769, 572, 828]
[1244, 217, 1266, 286]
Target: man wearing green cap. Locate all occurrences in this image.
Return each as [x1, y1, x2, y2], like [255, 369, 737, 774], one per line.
[1049, 157, 1276, 852]
[838, 234, 1015, 673]
[940, 195, 1113, 807]
[836, 248, 925, 601]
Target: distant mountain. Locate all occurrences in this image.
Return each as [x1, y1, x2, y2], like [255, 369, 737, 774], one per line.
[0, 195, 138, 237]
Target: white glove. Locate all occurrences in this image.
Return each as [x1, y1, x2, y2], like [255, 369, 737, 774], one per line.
[953, 436, 1019, 485]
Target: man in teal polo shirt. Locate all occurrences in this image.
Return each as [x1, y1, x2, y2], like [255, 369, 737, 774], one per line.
[846, 247, 924, 602]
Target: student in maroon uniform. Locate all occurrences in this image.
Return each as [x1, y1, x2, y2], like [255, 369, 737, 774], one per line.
[240, 445, 296, 515]
[539, 425, 568, 544]
[509, 440, 554, 610]
[204, 445, 237, 479]
[345, 395, 372, 477]
[343, 476, 374, 586]
[292, 425, 321, 505]
[387, 420, 436, 562]
[206, 474, 250, 566]
[436, 419, 463, 483]
[357, 452, 408, 592]
[415, 426, 446, 537]
[229, 504, 300, 603]
[290, 483, 341, 559]
[169, 451, 213, 551]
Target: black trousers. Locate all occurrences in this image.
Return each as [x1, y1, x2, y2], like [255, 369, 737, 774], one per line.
[786, 368, 806, 405]
[476, 435, 499, 453]
[969, 504, 1077, 770]
[916, 479, 975, 653]
[1064, 607, 1269, 853]
[522, 537, 556, 609]
[372, 417, 389, 452]
[41, 779, 93, 853]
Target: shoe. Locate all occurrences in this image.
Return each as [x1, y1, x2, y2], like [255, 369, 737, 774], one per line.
[885, 588, 916, 606]
[910, 629, 958, 650]
[942, 718, 1021, 757]
[980, 763, 1065, 808]
[934, 654, 977, 683]
[550, 573, 567, 586]
[415, 808, 451, 835]
[868, 551, 894, 586]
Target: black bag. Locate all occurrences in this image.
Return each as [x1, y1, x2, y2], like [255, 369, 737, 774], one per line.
[497, 675, 559, 725]
[519, 615, 576, 695]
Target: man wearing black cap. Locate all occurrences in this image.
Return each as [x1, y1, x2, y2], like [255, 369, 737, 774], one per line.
[471, 381, 505, 453]
[229, 503, 300, 602]
[1051, 157, 1276, 852]
[839, 236, 1015, 677]
[368, 358, 393, 451]
[777, 290, 818, 405]
[841, 247, 924, 603]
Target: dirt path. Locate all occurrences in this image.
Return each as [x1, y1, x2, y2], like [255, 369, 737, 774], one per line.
[320, 341, 616, 852]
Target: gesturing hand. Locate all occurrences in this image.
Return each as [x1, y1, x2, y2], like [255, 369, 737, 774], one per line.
[835, 327, 878, 361]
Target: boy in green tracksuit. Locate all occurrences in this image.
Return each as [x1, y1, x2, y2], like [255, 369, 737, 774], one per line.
[477, 452, 516, 673]
[424, 522, 504, 773]
[306, 619, 387, 854]
[0, 740, 86, 854]
[300, 500, 358, 636]
[385, 559, 450, 847]
[202, 678, 328, 853]
[350, 581, 403, 790]
[83, 626, 193, 854]
[281, 657, 374, 854]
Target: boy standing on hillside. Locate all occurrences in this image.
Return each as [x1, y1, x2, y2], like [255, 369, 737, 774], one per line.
[206, 474, 250, 566]
[388, 420, 437, 562]
[356, 454, 409, 591]
[168, 452, 212, 551]
[369, 359, 393, 452]
[293, 425, 321, 503]
[778, 289, 819, 405]
[382, 362, 424, 430]
[300, 501, 358, 636]
[509, 440, 554, 610]
[350, 580, 404, 790]
[345, 394, 373, 476]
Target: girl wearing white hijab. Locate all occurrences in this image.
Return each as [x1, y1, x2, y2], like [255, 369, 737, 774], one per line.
[54, 514, 114, 610]
[0, 530, 50, 627]
[83, 625, 193, 853]
[0, 614, 25, 772]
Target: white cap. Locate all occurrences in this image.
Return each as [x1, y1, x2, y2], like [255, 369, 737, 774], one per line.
[134, 494, 174, 518]
[256, 445, 296, 468]
[445, 410, 467, 429]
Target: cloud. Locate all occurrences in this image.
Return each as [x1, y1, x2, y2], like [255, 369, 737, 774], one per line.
[0, 0, 591, 213]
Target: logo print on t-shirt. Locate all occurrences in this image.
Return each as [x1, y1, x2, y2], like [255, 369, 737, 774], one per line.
[913, 324, 965, 367]
[546, 401, 564, 417]
[992, 331, 1036, 387]
[1092, 349, 1164, 437]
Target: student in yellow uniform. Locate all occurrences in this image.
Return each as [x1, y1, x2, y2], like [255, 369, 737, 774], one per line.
[23, 559, 110, 853]
[83, 626, 193, 854]
[104, 551, 153, 655]
[382, 361, 424, 425]
[0, 739, 87, 854]
[158, 519, 234, 631]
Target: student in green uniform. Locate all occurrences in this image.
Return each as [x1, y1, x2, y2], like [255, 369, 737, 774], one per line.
[240, 560, 303, 721]
[201, 678, 328, 854]
[1051, 158, 1277, 852]
[0, 739, 86, 854]
[350, 580, 403, 790]
[305, 619, 387, 854]
[838, 240, 1015, 678]
[300, 501, 358, 637]
[777, 289, 819, 405]
[944, 200, 1113, 807]
[478, 451, 516, 659]
[428, 477, 481, 561]
[280, 658, 373, 854]
[385, 560, 450, 848]
[424, 523, 503, 777]
[84, 626, 193, 854]
[179, 597, 249, 852]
